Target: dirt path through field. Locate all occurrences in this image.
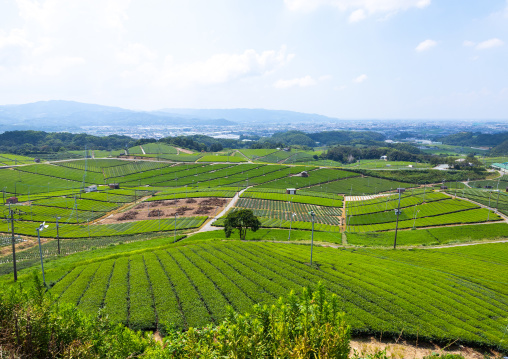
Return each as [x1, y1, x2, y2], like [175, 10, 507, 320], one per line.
[175, 147, 193, 154]
[233, 150, 252, 163]
[196, 187, 251, 232]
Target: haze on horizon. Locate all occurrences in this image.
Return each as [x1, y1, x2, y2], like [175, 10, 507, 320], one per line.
[0, 0, 507, 120]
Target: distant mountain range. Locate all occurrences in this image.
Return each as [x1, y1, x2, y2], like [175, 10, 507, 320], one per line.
[0, 100, 338, 131]
[156, 108, 337, 123]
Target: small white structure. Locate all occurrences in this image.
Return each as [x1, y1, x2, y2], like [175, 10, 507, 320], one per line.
[84, 185, 98, 193]
[380, 155, 388, 160]
[286, 188, 297, 195]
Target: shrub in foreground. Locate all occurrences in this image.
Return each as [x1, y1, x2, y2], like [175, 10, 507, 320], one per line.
[151, 283, 350, 358]
[0, 275, 350, 358]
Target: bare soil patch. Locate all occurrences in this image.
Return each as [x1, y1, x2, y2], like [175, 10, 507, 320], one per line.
[350, 337, 500, 359]
[100, 197, 230, 224]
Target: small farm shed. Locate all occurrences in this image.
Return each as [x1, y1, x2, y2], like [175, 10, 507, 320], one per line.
[6, 197, 18, 204]
[34, 158, 40, 163]
[300, 171, 309, 177]
[84, 185, 98, 193]
[286, 188, 297, 195]
[380, 155, 388, 160]
[109, 183, 120, 189]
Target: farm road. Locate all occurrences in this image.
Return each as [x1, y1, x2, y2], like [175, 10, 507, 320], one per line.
[196, 186, 251, 232]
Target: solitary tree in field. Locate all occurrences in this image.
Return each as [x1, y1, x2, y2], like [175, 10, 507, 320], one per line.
[224, 209, 261, 240]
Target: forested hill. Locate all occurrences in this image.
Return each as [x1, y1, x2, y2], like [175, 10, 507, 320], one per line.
[0, 130, 387, 155]
[437, 131, 508, 147]
[0, 131, 135, 153]
[256, 130, 386, 148]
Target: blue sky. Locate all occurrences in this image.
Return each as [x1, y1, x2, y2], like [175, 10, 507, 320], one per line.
[0, 0, 507, 119]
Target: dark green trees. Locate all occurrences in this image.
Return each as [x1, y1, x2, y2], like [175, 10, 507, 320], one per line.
[224, 209, 261, 240]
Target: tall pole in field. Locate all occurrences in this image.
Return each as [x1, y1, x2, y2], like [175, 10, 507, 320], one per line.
[56, 216, 61, 255]
[309, 211, 315, 266]
[288, 197, 295, 240]
[393, 188, 405, 250]
[9, 205, 17, 282]
[487, 191, 492, 221]
[412, 208, 420, 230]
[36, 222, 49, 286]
[288, 213, 296, 240]
[174, 213, 178, 242]
[495, 189, 500, 213]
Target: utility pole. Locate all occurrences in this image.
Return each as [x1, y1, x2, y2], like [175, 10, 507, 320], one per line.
[288, 197, 294, 240]
[36, 222, 49, 286]
[56, 216, 61, 255]
[174, 213, 178, 243]
[9, 205, 17, 282]
[495, 189, 500, 213]
[412, 208, 420, 230]
[393, 188, 405, 250]
[309, 211, 315, 266]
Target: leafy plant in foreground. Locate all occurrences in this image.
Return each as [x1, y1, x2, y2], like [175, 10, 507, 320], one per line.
[1, 273, 351, 358]
[150, 282, 351, 359]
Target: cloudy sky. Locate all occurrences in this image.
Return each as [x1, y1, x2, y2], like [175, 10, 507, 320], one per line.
[0, 0, 507, 119]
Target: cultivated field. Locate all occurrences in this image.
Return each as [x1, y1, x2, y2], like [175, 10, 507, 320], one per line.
[1, 157, 507, 354]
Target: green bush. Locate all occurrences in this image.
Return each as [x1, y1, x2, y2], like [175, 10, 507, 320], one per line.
[0, 275, 351, 358]
[149, 282, 351, 358]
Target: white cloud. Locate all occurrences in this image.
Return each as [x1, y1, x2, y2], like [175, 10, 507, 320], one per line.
[16, 0, 130, 33]
[117, 43, 158, 65]
[463, 40, 475, 47]
[476, 38, 504, 50]
[39, 56, 86, 76]
[274, 75, 317, 89]
[415, 39, 437, 52]
[0, 29, 33, 49]
[353, 74, 368, 83]
[284, 0, 430, 21]
[349, 9, 366, 22]
[273, 74, 331, 89]
[159, 47, 294, 86]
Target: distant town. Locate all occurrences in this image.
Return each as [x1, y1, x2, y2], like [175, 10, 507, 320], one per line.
[79, 119, 508, 141]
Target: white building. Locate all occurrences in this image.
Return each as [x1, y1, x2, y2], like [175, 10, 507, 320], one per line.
[84, 185, 98, 193]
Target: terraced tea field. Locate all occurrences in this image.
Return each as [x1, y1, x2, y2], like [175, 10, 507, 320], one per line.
[1, 157, 508, 354]
[35, 240, 508, 352]
[307, 176, 413, 195]
[451, 188, 508, 216]
[241, 189, 343, 207]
